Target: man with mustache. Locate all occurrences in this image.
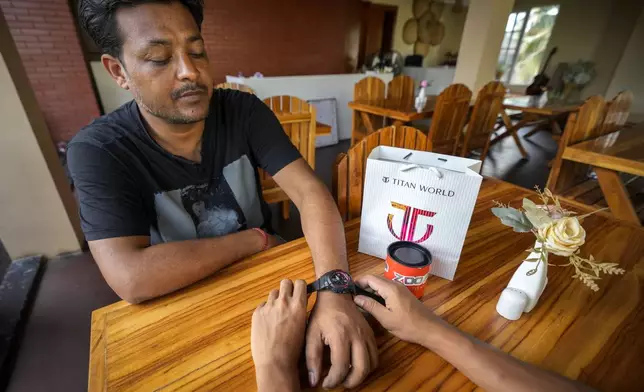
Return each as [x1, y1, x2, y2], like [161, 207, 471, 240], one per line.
[69, 0, 376, 389]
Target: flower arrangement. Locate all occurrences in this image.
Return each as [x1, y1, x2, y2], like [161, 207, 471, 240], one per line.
[491, 187, 625, 291]
[562, 60, 596, 87]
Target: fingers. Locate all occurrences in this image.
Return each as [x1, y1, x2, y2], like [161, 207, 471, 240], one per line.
[305, 329, 324, 387]
[367, 336, 379, 375]
[353, 295, 389, 322]
[292, 279, 307, 307]
[354, 275, 394, 300]
[278, 279, 294, 299]
[343, 342, 371, 388]
[323, 335, 351, 389]
[267, 289, 279, 302]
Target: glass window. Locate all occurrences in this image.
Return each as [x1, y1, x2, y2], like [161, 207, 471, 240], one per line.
[497, 6, 559, 85]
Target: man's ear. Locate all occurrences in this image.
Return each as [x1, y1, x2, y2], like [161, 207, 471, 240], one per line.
[101, 54, 129, 90]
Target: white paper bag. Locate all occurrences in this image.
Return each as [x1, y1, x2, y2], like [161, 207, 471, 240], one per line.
[358, 146, 483, 280]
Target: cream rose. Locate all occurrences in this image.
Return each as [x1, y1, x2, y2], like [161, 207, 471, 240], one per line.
[537, 217, 586, 257]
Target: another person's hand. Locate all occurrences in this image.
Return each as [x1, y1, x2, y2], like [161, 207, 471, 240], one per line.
[251, 279, 307, 376]
[306, 291, 378, 389]
[353, 274, 447, 347]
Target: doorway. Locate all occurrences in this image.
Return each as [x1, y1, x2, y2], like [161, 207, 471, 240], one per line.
[358, 2, 398, 68]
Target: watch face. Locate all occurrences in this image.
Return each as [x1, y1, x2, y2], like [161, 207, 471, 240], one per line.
[329, 270, 351, 289]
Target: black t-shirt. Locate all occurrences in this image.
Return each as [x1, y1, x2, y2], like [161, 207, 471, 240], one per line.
[67, 89, 301, 243]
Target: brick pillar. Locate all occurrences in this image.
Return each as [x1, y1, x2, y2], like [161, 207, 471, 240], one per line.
[0, 0, 100, 143]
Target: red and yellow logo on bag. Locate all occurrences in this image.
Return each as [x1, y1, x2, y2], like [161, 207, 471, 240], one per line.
[387, 201, 436, 243]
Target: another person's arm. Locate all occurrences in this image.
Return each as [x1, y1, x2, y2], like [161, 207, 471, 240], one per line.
[250, 97, 378, 389]
[251, 279, 308, 392]
[353, 275, 595, 392]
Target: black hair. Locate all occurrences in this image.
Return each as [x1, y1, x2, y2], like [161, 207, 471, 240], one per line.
[78, 0, 204, 59]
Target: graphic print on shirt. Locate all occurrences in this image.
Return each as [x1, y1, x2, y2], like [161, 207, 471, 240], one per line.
[151, 155, 264, 244]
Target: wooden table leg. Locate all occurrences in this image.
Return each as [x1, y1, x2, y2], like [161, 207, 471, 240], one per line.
[495, 111, 529, 158]
[594, 167, 640, 225]
[550, 119, 563, 141]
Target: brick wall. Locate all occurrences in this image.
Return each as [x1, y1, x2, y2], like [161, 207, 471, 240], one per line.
[0, 0, 361, 141]
[202, 0, 362, 82]
[0, 0, 100, 143]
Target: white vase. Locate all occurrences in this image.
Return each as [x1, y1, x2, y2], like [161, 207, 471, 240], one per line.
[496, 241, 548, 320]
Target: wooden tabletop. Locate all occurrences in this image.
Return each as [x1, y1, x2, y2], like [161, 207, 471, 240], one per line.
[89, 179, 644, 391]
[503, 95, 582, 116]
[348, 97, 439, 122]
[562, 124, 644, 177]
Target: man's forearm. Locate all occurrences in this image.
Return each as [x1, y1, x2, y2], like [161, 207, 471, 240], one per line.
[298, 181, 348, 277]
[421, 321, 593, 392]
[91, 229, 265, 303]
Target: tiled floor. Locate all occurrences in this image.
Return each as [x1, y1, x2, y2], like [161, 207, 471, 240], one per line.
[6, 126, 558, 392]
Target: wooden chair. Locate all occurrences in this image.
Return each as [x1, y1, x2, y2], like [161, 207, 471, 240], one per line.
[600, 90, 633, 135]
[457, 81, 505, 165]
[426, 84, 472, 155]
[351, 77, 386, 145]
[261, 96, 317, 219]
[547, 95, 606, 196]
[214, 82, 256, 95]
[334, 126, 427, 221]
[386, 75, 415, 107]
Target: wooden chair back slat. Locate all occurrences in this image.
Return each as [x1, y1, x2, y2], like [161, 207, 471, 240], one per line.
[461, 81, 505, 161]
[214, 82, 256, 95]
[355, 77, 386, 103]
[387, 75, 415, 107]
[261, 96, 317, 219]
[547, 95, 606, 194]
[352, 77, 387, 144]
[262, 95, 316, 168]
[427, 84, 472, 155]
[334, 126, 427, 221]
[601, 90, 633, 135]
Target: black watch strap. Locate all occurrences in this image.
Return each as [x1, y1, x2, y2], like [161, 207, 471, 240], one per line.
[306, 280, 320, 294]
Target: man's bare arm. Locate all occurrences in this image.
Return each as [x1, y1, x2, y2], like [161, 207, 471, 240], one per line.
[272, 159, 347, 276]
[89, 229, 269, 303]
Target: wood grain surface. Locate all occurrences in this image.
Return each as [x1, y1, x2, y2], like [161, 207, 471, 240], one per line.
[89, 179, 644, 391]
[562, 123, 644, 177]
[426, 84, 472, 155]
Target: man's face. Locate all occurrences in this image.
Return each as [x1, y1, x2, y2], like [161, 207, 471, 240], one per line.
[113, 2, 213, 124]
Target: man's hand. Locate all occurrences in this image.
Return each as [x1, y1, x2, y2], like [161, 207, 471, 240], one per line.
[306, 292, 378, 389]
[252, 279, 308, 370]
[353, 275, 447, 347]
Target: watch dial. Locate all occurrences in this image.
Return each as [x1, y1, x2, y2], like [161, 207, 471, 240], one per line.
[330, 271, 350, 288]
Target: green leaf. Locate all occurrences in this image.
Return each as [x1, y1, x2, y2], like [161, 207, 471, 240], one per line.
[523, 198, 553, 229]
[491, 207, 534, 232]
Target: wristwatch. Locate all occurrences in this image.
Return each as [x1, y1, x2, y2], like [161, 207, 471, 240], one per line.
[307, 269, 386, 306]
[306, 269, 354, 294]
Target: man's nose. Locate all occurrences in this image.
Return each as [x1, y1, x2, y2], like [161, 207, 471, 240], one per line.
[176, 53, 199, 82]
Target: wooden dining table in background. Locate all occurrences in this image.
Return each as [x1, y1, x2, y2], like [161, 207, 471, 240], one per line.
[494, 95, 582, 158]
[562, 123, 644, 225]
[349, 96, 439, 131]
[88, 179, 644, 392]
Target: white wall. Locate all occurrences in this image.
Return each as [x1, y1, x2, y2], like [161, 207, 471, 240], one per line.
[0, 14, 81, 258]
[91, 61, 132, 113]
[606, 8, 644, 116]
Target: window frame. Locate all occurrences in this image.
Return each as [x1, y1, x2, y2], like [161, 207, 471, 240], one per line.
[499, 6, 559, 86]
